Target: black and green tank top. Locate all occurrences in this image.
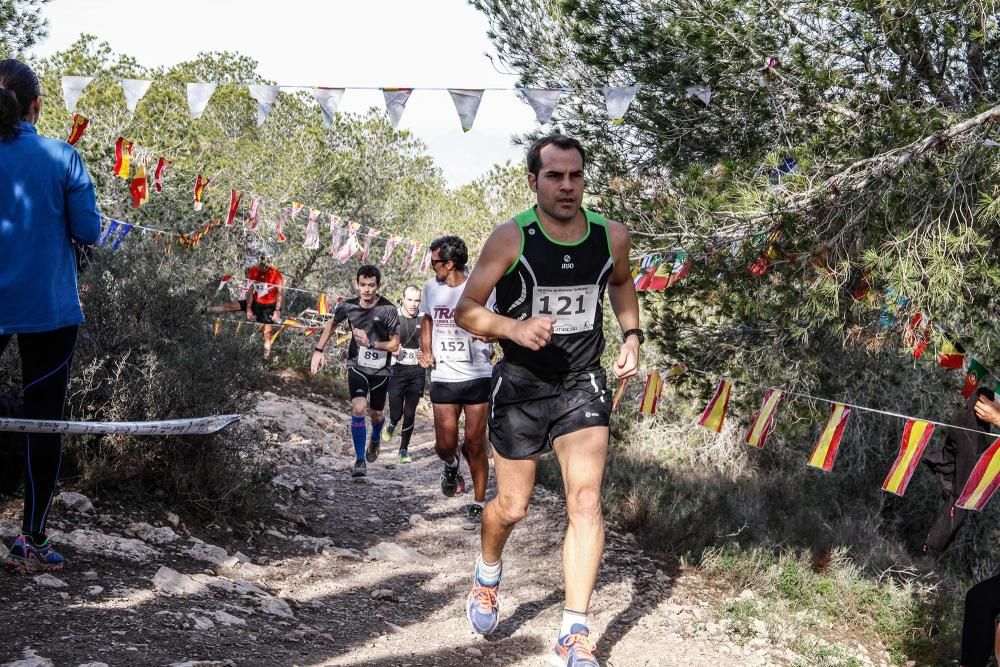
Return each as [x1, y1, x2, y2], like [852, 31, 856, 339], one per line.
[493, 206, 614, 377]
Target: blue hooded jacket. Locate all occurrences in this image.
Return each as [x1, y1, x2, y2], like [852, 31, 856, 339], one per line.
[0, 120, 101, 335]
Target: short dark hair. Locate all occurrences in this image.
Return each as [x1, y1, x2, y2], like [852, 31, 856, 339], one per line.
[356, 264, 381, 286]
[429, 235, 468, 271]
[526, 134, 586, 176]
[0, 59, 41, 140]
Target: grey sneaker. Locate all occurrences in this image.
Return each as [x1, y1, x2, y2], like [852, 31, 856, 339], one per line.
[352, 459, 367, 478]
[365, 439, 380, 463]
[463, 504, 483, 529]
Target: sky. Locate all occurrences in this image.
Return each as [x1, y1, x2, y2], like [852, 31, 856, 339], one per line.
[30, 0, 540, 186]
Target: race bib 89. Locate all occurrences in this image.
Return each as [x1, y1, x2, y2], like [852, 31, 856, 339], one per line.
[357, 347, 389, 370]
[396, 348, 419, 366]
[436, 334, 472, 362]
[532, 284, 600, 335]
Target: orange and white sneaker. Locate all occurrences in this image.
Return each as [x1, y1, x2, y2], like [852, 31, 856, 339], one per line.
[549, 624, 599, 666]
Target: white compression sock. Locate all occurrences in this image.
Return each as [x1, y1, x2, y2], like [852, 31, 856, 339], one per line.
[560, 609, 588, 638]
[475, 555, 502, 586]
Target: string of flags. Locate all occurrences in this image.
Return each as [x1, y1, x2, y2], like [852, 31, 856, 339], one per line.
[632, 363, 1000, 511]
[59, 75, 643, 131]
[210, 315, 353, 348]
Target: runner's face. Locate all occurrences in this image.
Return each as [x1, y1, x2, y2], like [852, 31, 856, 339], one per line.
[430, 249, 451, 282]
[401, 290, 421, 317]
[357, 275, 379, 302]
[529, 145, 584, 222]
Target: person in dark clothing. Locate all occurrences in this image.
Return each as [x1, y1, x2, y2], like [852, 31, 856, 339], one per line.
[382, 285, 426, 464]
[961, 573, 1000, 667]
[922, 387, 996, 552]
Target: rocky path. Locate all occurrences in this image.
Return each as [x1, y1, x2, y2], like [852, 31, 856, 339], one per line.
[0, 387, 893, 666]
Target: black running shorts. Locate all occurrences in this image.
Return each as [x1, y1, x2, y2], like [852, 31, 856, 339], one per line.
[430, 377, 491, 405]
[488, 361, 611, 460]
[389, 370, 426, 401]
[348, 366, 390, 411]
[250, 301, 276, 324]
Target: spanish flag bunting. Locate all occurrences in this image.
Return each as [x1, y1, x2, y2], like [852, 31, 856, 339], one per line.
[153, 157, 171, 192]
[276, 208, 288, 243]
[638, 371, 664, 414]
[962, 358, 989, 399]
[113, 137, 133, 179]
[129, 160, 149, 208]
[225, 189, 242, 226]
[247, 197, 261, 230]
[908, 312, 930, 360]
[956, 436, 1000, 511]
[213, 319, 221, 337]
[304, 327, 317, 337]
[647, 261, 673, 291]
[290, 201, 304, 219]
[66, 113, 89, 145]
[698, 379, 732, 433]
[882, 420, 935, 496]
[193, 175, 209, 211]
[745, 388, 784, 449]
[317, 293, 329, 316]
[939, 337, 965, 369]
[235, 321, 243, 333]
[663, 363, 687, 383]
[807, 403, 851, 472]
[336, 331, 352, 346]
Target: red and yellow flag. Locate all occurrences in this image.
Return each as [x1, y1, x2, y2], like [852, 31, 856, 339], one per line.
[745, 388, 783, 449]
[956, 436, 1000, 511]
[113, 137, 133, 179]
[193, 174, 209, 211]
[639, 371, 664, 414]
[317, 293, 329, 316]
[882, 420, 935, 496]
[939, 338, 965, 369]
[647, 262, 673, 291]
[153, 157, 171, 192]
[129, 160, 148, 208]
[634, 264, 656, 292]
[66, 114, 89, 145]
[612, 377, 630, 412]
[213, 319, 221, 337]
[698, 379, 732, 432]
[807, 403, 851, 472]
[225, 189, 242, 226]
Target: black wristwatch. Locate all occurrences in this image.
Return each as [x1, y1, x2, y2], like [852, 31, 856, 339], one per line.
[314, 347, 324, 353]
[623, 328, 645, 345]
[368, 340, 375, 350]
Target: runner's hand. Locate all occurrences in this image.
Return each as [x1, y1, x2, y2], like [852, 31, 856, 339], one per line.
[418, 350, 435, 368]
[353, 328, 369, 347]
[974, 396, 1000, 426]
[310, 350, 326, 375]
[511, 317, 555, 351]
[246, 309, 253, 322]
[273, 308, 281, 322]
[613, 337, 640, 380]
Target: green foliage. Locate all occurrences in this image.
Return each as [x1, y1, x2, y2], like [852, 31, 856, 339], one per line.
[0, 0, 47, 57]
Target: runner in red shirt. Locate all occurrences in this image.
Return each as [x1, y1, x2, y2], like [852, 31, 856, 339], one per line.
[245, 253, 283, 359]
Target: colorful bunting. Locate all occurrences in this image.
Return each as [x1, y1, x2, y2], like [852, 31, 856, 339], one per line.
[213, 319, 222, 337]
[448, 89, 485, 132]
[745, 388, 784, 448]
[109, 224, 133, 250]
[98, 220, 121, 246]
[404, 242, 421, 269]
[520, 88, 562, 124]
[419, 247, 432, 273]
[225, 189, 242, 226]
[247, 197, 261, 230]
[382, 88, 413, 128]
[187, 82, 217, 119]
[336, 221, 361, 262]
[603, 85, 639, 124]
[290, 201, 304, 219]
[153, 157, 171, 192]
[61, 76, 93, 113]
[66, 114, 89, 145]
[647, 262, 672, 291]
[381, 234, 403, 264]
[882, 420, 935, 496]
[639, 371, 664, 415]
[315, 87, 345, 128]
[248, 84, 280, 126]
[276, 208, 288, 243]
[686, 85, 712, 106]
[698, 379, 733, 433]
[669, 253, 691, 286]
[303, 208, 321, 249]
[113, 137, 133, 179]
[939, 338, 965, 369]
[317, 293, 329, 317]
[193, 175, 209, 211]
[360, 228, 379, 262]
[612, 377, 630, 412]
[807, 403, 851, 472]
[956, 436, 1000, 511]
[129, 160, 148, 208]
[120, 78, 153, 113]
[962, 358, 989, 398]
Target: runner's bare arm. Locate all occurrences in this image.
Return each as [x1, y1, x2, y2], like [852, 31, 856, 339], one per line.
[311, 305, 345, 374]
[378, 333, 400, 354]
[419, 314, 434, 367]
[606, 220, 640, 380]
[456, 221, 555, 349]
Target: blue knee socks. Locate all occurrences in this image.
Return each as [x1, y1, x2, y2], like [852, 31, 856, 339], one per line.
[351, 416, 366, 461]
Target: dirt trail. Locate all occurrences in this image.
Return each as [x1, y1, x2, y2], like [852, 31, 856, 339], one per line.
[0, 386, 889, 666]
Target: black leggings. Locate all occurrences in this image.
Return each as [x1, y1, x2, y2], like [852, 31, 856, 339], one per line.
[388, 371, 424, 452]
[0, 325, 78, 538]
[962, 573, 1000, 667]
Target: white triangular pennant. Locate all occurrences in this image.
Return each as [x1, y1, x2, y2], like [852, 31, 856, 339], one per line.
[603, 85, 639, 125]
[248, 84, 280, 127]
[448, 89, 484, 133]
[685, 85, 712, 107]
[314, 87, 345, 128]
[120, 79, 153, 113]
[382, 88, 413, 129]
[520, 88, 562, 124]
[61, 76, 94, 113]
[187, 82, 218, 119]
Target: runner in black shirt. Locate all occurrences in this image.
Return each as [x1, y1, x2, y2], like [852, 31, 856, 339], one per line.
[382, 285, 426, 464]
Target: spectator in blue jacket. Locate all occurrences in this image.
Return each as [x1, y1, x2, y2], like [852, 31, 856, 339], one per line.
[0, 59, 101, 573]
